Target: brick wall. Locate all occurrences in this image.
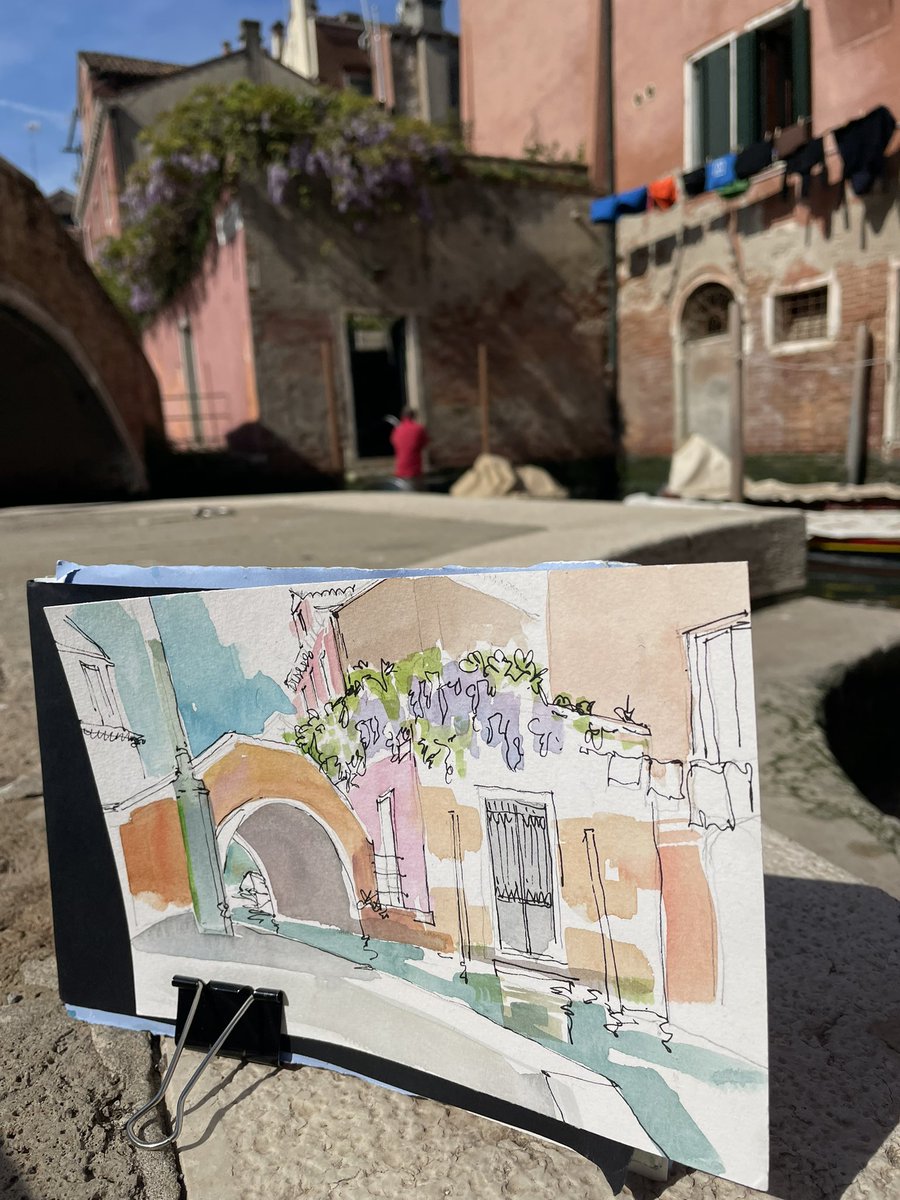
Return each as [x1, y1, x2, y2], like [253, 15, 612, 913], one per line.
[0, 160, 163, 499]
[617, 161, 900, 460]
[242, 174, 614, 478]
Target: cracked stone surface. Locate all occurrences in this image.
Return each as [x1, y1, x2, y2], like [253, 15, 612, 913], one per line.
[163, 1052, 617, 1200]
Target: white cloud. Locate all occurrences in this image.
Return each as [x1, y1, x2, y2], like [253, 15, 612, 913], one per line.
[0, 98, 69, 129]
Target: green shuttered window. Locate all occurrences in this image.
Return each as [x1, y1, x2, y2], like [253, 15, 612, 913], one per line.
[691, 3, 811, 166]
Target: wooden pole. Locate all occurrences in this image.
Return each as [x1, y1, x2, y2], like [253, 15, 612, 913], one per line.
[846, 323, 872, 485]
[320, 339, 344, 477]
[729, 300, 744, 503]
[477, 342, 490, 456]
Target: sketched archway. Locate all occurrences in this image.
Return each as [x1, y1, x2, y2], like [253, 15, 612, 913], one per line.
[201, 739, 377, 915]
[216, 796, 362, 929]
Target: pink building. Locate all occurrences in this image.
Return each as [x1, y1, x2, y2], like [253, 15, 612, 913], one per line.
[459, 0, 607, 176]
[462, 0, 900, 467]
[74, 25, 314, 457]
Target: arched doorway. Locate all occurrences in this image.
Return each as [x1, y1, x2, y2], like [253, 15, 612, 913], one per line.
[218, 800, 363, 934]
[0, 302, 140, 503]
[677, 282, 735, 453]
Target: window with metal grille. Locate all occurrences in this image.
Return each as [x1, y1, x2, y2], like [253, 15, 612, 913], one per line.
[485, 795, 555, 957]
[774, 285, 828, 343]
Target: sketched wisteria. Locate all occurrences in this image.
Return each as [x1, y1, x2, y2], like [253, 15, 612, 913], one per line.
[97, 81, 459, 320]
[289, 646, 580, 789]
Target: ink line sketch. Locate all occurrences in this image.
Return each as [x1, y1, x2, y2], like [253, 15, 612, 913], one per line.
[47, 563, 768, 1189]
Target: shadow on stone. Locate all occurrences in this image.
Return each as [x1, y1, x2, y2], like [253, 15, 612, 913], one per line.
[764, 875, 900, 1199]
[821, 644, 900, 818]
[627, 874, 899, 1199]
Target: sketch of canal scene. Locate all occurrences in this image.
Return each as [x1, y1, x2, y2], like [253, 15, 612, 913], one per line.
[47, 562, 768, 1188]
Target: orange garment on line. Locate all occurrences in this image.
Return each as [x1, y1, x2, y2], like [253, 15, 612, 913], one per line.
[648, 176, 677, 210]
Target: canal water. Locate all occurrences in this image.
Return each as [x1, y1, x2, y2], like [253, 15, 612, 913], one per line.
[806, 552, 900, 610]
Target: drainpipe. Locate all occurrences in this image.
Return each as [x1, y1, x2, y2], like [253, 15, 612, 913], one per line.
[602, 0, 616, 380]
[597, 0, 621, 478]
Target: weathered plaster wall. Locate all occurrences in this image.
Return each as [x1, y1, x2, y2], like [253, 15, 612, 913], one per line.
[242, 174, 613, 477]
[617, 165, 900, 458]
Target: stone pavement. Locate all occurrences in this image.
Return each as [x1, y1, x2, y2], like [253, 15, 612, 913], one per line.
[156, 827, 900, 1200]
[0, 491, 896, 1199]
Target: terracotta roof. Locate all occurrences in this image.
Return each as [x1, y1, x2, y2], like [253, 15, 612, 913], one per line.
[79, 51, 184, 78]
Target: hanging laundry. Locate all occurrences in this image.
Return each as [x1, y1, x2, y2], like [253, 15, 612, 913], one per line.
[774, 119, 812, 159]
[783, 136, 825, 198]
[717, 179, 750, 199]
[705, 153, 737, 191]
[589, 195, 619, 223]
[617, 186, 649, 215]
[648, 176, 677, 210]
[589, 186, 648, 224]
[682, 167, 706, 197]
[834, 105, 896, 196]
[735, 140, 773, 180]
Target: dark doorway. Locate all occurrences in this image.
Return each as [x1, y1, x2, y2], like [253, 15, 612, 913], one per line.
[347, 315, 408, 458]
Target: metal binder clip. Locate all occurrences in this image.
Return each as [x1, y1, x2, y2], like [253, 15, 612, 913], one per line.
[126, 976, 284, 1151]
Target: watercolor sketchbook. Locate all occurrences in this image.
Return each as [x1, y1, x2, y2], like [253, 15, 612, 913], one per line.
[28, 561, 768, 1191]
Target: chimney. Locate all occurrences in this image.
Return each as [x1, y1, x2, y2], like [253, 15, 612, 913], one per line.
[240, 19, 263, 81]
[283, 0, 320, 80]
[240, 19, 261, 49]
[222, 40, 232, 54]
[271, 20, 285, 61]
[397, 0, 443, 35]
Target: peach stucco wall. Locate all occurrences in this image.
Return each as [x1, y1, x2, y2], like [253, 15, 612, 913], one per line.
[460, 0, 599, 163]
[141, 222, 258, 448]
[614, 0, 900, 190]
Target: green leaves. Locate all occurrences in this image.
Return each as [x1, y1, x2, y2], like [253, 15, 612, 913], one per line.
[459, 647, 547, 699]
[97, 80, 462, 322]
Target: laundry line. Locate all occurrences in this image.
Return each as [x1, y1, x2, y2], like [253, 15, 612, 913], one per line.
[743, 354, 893, 373]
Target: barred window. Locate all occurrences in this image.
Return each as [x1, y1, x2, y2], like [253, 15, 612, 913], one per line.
[774, 286, 829, 344]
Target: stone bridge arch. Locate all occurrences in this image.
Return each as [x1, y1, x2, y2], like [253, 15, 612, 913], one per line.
[202, 740, 377, 927]
[0, 159, 163, 502]
[217, 798, 363, 932]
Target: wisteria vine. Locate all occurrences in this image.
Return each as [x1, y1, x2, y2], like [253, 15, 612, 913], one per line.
[97, 80, 459, 321]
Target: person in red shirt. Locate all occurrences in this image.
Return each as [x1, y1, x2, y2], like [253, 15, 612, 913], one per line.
[390, 407, 429, 489]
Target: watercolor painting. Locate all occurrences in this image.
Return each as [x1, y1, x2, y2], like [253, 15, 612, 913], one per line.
[46, 563, 768, 1189]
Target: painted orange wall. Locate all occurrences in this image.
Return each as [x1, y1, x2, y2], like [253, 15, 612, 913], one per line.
[658, 830, 718, 1003]
[119, 797, 191, 910]
[614, 0, 900, 190]
[460, 0, 599, 163]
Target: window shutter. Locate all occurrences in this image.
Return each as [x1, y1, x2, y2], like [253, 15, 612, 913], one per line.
[735, 31, 759, 148]
[791, 3, 812, 121]
[697, 44, 731, 162]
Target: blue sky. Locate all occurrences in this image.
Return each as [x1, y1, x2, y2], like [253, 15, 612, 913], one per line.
[0, 0, 459, 197]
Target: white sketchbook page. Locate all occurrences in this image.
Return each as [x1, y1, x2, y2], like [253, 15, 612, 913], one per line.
[46, 562, 768, 1188]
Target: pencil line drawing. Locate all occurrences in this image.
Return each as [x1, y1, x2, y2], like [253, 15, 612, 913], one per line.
[46, 565, 768, 1190]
